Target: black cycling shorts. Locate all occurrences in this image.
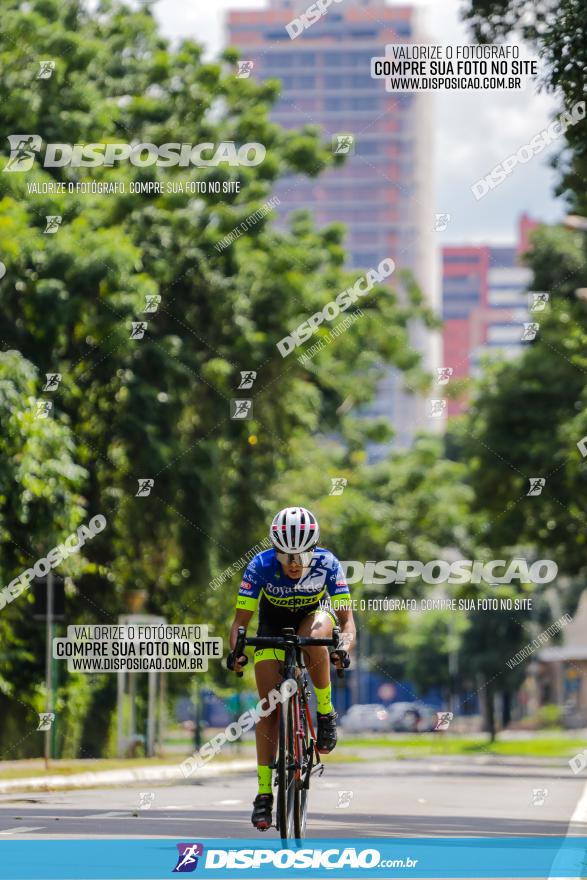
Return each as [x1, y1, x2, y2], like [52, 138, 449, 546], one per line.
[254, 604, 339, 664]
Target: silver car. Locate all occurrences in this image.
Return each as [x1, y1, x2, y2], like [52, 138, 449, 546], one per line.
[340, 703, 391, 733]
[385, 702, 437, 732]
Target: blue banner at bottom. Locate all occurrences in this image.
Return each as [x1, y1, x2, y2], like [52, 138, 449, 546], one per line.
[0, 837, 586, 879]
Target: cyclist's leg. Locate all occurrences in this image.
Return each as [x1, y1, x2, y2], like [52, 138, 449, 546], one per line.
[251, 654, 283, 829]
[298, 610, 338, 752]
[254, 655, 283, 787]
[297, 610, 335, 709]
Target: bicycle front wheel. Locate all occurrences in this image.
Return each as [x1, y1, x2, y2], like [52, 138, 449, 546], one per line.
[276, 686, 296, 839]
[294, 697, 309, 840]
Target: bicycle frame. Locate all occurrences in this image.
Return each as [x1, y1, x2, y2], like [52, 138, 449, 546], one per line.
[286, 640, 322, 783]
[233, 625, 343, 839]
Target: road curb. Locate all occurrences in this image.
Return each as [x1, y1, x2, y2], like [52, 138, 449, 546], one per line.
[0, 759, 256, 794]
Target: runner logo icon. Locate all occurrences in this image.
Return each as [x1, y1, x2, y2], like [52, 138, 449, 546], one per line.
[173, 843, 204, 872]
[4, 135, 42, 171]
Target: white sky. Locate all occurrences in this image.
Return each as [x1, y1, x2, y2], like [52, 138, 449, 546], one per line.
[153, 0, 563, 245]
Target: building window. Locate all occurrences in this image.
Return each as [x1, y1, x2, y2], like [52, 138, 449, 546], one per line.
[350, 97, 378, 110]
[444, 254, 481, 264]
[355, 141, 383, 156]
[393, 23, 412, 37]
[322, 54, 343, 67]
[264, 54, 294, 69]
[350, 252, 380, 268]
[443, 282, 481, 297]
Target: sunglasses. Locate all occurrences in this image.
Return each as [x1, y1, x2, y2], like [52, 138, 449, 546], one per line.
[275, 550, 315, 568]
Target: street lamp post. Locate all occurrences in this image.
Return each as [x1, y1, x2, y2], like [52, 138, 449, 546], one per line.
[44, 571, 54, 769]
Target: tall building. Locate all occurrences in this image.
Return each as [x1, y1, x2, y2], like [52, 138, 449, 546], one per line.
[442, 213, 540, 417]
[226, 0, 440, 453]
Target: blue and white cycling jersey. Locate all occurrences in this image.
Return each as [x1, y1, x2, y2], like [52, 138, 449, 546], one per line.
[236, 547, 351, 618]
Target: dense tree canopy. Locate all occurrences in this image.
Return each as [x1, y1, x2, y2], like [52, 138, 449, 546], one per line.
[0, 0, 435, 754]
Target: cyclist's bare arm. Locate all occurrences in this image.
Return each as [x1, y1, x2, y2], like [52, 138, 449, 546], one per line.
[229, 609, 253, 673]
[230, 608, 253, 649]
[333, 607, 356, 667]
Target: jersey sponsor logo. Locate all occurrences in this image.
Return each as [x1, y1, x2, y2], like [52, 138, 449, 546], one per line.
[331, 583, 351, 596]
[264, 583, 289, 597]
[262, 588, 325, 608]
[264, 579, 324, 597]
[295, 560, 330, 590]
[303, 557, 329, 578]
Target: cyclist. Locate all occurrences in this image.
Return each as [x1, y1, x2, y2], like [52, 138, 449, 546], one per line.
[227, 506, 355, 831]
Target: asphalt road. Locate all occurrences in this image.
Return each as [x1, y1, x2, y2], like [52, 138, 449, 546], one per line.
[0, 756, 585, 840]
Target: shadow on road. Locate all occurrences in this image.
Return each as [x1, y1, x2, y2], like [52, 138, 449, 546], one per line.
[0, 806, 584, 838]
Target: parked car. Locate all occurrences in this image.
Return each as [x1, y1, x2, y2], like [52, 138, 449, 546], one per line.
[340, 703, 390, 733]
[341, 702, 440, 734]
[385, 702, 438, 732]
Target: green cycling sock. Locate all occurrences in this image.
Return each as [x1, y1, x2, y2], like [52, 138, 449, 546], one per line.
[257, 764, 272, 795]
[314, 683, 334, 715]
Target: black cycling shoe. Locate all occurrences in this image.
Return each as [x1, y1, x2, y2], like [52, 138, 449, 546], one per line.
[317, 710, 338, 753]
[251, 793, 273, 831]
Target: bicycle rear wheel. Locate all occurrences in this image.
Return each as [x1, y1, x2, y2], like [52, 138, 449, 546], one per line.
[276, 689, 296, 839]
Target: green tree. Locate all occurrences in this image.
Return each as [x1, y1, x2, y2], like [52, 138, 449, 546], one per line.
[0, 350, 87, 753]
[463, 0, 587, 215]
[0, 0, 435, 755]
[460, 227, 587, 577]
[457, 0, 587, 737]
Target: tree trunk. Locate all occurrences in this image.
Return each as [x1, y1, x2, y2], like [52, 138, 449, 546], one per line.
[480, 680, 496, 742]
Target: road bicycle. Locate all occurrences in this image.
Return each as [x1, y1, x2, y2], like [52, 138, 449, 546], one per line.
[232, 625, 346, 840]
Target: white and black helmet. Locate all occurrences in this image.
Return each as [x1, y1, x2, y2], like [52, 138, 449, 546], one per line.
[270, 506, 320, 554]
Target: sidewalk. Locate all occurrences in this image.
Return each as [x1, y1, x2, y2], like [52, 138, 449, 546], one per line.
[0, 758, 256, 794]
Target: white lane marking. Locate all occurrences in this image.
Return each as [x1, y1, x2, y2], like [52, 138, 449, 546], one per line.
[0, 826, 45, 834]
[216, 799, 242, 805]
[548, 778, 587, 879]
[7, 813, 234, 823]
[569, 780, 587, 827]
[83, 811, 133, 819]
